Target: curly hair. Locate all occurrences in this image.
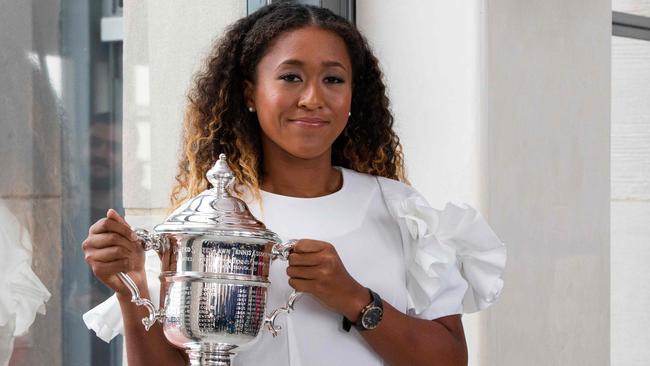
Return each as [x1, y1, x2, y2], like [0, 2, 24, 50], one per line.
[171, 2, 408, 209]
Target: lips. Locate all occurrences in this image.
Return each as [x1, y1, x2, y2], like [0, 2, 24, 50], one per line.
[288, 117, 329, 127]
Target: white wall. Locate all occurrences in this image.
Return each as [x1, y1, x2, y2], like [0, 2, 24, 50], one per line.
[357, 0, 486, 209]
[484, 1, 611, 365]
[123, 0, 246, 226]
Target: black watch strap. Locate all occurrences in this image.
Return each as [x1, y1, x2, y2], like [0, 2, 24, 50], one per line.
[342, 313, 354, 332]
[342, 288, 383, 332]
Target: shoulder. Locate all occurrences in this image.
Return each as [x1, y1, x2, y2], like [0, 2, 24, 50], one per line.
[343, 170, 507, 316]
[374, 175, 431, 210]
[341, 168, 421, 202]
[340, 167, 375, 185]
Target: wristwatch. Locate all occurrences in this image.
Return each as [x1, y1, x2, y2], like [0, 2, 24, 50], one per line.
[342, 288, 383, 332]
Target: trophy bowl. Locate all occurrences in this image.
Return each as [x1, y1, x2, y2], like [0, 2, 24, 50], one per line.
[116, 154, 300, 366]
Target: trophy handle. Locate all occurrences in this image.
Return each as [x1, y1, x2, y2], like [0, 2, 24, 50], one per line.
[264, 239, 303, 337]
[116, 228, 168, 331]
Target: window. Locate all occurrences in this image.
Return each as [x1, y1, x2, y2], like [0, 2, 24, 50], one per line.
[0, 1, 124, 365]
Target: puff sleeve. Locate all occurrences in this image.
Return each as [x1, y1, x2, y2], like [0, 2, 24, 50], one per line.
[377, 178, 506, 320]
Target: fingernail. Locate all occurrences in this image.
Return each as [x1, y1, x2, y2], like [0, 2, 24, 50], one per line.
[130, 231, 139, 241]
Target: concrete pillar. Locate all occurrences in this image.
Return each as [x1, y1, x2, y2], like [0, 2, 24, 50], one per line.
[484, 1, 611, 365]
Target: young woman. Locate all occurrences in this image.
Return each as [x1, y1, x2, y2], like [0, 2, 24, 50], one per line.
[82, 3, 506, 365]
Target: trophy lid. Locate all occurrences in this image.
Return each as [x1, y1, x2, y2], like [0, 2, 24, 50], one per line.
[153, 154, 280, 243]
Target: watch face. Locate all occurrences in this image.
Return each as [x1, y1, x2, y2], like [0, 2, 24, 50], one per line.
[361, 306, 383, 329]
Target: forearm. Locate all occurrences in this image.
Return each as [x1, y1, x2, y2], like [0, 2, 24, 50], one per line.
[118, 291, 187, 366]
[353, 302, 467, 366]
[285, 241, 467, 364]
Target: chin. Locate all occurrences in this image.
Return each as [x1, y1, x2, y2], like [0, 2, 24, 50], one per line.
[285, 145, 332, 161]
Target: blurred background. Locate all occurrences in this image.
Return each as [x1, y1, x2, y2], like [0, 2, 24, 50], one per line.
[0, 0, 648, 365]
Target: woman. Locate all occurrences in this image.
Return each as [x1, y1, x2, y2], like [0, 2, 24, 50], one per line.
[82, 3, 506, 365]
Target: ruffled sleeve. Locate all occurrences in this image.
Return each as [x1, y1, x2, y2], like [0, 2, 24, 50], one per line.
[377, 178, 506, 320]
[0, 202, 51, 337]
[3, 263, 51, 336]
[82, 250, 162, 343]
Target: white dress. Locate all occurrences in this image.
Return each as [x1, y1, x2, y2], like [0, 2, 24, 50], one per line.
[83, 168, 506, 365]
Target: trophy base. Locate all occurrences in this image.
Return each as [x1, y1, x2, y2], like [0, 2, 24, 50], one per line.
[187, 349, 235, 366]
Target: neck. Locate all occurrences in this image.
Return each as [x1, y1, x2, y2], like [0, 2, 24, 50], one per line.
[260, 143, 342, 198]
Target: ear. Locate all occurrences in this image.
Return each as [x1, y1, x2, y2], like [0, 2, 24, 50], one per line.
[243, 80, 255, 110]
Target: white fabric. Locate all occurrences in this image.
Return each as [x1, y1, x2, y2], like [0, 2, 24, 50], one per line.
[376, 177, 507, 317]
[83, 168, 506, 365]
[0, 317, 15, 366]
[0, 200, 51, 364]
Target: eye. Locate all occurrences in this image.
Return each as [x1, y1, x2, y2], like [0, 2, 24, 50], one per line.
[324, 76, 345, 84]
[279, 73, 302, 82]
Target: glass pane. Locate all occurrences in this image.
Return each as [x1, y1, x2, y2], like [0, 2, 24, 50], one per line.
[613, 0, 650, 17]
[611, 36, 650, 366]
[0, 0, 123, 365]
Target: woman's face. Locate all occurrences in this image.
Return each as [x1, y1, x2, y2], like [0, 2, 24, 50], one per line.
[245, 26, 353, 162]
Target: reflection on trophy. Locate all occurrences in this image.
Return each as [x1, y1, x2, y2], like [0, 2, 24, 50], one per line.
[116, 154, 300, 366]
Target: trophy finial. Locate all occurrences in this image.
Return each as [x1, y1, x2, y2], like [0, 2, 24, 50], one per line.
[207, 153, 234, 195]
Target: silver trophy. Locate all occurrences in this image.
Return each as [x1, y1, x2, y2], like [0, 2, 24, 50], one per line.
[116, 154, 300, 365]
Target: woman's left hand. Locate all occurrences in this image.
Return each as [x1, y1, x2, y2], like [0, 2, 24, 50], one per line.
[287, 239, 371, 321]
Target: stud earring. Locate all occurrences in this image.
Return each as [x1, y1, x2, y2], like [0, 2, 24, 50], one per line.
[248, 106, 255, 113]
[348, 111, 351, 117]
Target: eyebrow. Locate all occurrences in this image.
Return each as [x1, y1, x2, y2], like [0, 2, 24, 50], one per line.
[277, 59, 347, 71]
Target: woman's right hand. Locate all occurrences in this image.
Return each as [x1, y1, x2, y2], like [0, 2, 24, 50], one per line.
[82, 209, 147, 300]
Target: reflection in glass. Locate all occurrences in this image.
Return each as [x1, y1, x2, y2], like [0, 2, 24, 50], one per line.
[0, 0, 123, 365]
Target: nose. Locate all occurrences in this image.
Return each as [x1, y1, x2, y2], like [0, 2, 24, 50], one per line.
[298, 80, 324, 110]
